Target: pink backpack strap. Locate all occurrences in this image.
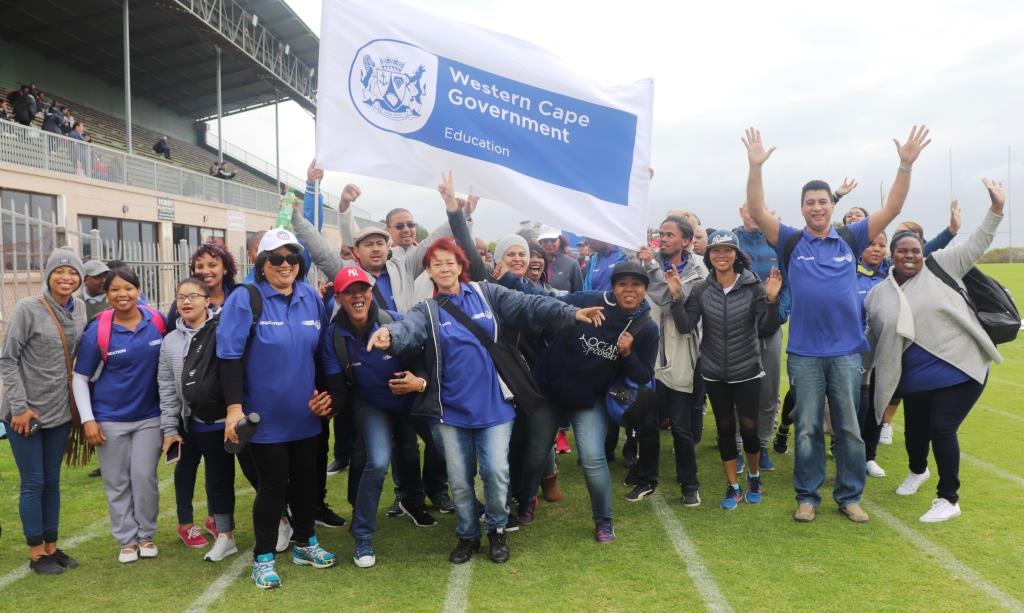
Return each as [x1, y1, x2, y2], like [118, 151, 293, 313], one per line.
[96, 308, 114, 363]
[142, 305, 167, 336]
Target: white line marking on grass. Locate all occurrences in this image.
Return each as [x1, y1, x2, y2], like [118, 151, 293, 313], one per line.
[184, 554, 251, 613]
[0, 477, 175, 592]
[650, 492, 733, 613]
[443, 558, 474, 613]
[978, 404, 1024, 424]
[890, 424, 1024, 487]
[991, 377, 1024, 390]
[868, 502, 1024, 612]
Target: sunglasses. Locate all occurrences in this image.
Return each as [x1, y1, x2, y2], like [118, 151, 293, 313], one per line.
[267, 253, 302, 266]
[392, 222, 417, 230]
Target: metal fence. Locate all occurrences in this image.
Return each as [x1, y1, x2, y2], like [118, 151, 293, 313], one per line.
[0, 119, 342, 227]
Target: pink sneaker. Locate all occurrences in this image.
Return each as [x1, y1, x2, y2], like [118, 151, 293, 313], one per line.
[555, 431, 571, 454]
[177, 525, 208, 548]
[203, 516, 220, 539]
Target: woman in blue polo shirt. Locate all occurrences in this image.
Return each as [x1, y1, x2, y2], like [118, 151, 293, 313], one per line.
[367, 236, 601, 566]
[317, 266, 428, 569]
[72, 267, 165, 564]
[218, 228, 334, 589]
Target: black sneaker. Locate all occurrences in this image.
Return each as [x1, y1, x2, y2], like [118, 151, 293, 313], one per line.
[625, 483, 656, 502]
[88, 467, 101, 478]
[326, 458, 348, 476]
[398, 501, 437, 527]
[682, 488, 702, 507]
[503, 513, 520, 533]
[449, 538, 480, 564]
[29, 555, 64, 576]
[430, 491, 455, 514]
[773, 428, 789, 455]
[51, 549, 79, 569]
[623, 465, 641, 487]
[386, 498, 404, 517]
[314, 505, 347, 528]
[487, 529, 510, 564]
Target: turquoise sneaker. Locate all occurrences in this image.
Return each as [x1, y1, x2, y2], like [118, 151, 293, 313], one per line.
[292, 536, 336, 568]
[251, 553, 281, 589]
[720, 484, 743, 510]
[745, 475, 763, 504]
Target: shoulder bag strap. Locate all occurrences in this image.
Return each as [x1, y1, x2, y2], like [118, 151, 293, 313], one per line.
[925, 256, 976, 312]
[38, 297, 80, 425]
[434, 296, 495, 348]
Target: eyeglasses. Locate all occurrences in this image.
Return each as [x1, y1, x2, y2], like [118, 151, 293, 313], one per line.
[267, 253, 302, 266]
[392, 222, 417, 230]
[175, 293, 208, 303]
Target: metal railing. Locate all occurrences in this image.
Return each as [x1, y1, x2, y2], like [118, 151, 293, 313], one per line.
[0, 119, 341, 227]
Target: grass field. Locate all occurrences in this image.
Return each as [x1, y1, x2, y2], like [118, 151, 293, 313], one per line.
[1, 264, 1022, 612]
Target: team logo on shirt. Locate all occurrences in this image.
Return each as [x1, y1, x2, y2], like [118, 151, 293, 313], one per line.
[471, 311, 493, 320]
[148, 339, 162, 346]
[578, 334, 619, 361]
[301, 319, 322, 330]
[834, 254, 854, 263]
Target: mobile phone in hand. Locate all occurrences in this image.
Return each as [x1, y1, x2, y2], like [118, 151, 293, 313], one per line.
[28, 417, 42, 436]
[392, 371, 407, 379]
[165, 440, 182, 464]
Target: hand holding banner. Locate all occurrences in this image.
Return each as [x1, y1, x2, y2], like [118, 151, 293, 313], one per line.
[316, 0, 654, 248]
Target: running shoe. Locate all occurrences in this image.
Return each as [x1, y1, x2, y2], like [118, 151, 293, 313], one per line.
[745, 475, 763, 504]
[275, 519, 294, 553]
[878, 423, 894, 445]
[177, 525, 208, 549]
[720, 484, 742, 510]
[292, 536, 336, 568]
[773, 428, 789, 454]
[252, 553, 281, 589]
[625, 483, 656, 502]
[555, 430, 571, 454]
[398, 501, 438, 527]
[314, 505, 347, 528]
[758, 447, 775, 471]
[919, 498, 961, 523]
[682, 488, 702, 507]
[205, 534, 238, 561]
[594, 518, 616, 543]
[896, 468, 931, 496]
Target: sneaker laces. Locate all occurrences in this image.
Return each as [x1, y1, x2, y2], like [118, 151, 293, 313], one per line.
[186, 526, 202, 540]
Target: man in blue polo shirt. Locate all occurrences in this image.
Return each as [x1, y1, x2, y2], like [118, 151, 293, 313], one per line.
[582, 238, 627, 292]
[742, 125, 931, 523]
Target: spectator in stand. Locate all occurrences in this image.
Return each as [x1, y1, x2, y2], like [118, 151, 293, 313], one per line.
[0, 249, 87, 576]
[211, 161, 236, 180]
[742, 125, 931, 524]
[153, 136, 171, 160]
[41, 106, 64, 135]
[538, 227, 583, 292]
[0, 99, 12, 121]
[12, 87, 37, 126]
[67, 122, 85, 141]
[865, 179, 1005, 523]
[60, 108, 74, 135]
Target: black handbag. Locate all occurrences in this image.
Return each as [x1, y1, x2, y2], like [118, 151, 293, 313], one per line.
[926, 257, 1020, 345]
[435, 296, 546, 414]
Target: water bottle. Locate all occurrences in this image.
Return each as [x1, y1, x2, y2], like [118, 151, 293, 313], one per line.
[274, 192, 296, 231]
[225, 413, 261, 454]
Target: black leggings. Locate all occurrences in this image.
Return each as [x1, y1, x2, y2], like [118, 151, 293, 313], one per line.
[174, 427, 236, 530]
[248, 435, 319, 557]
[780, 388, 796, 428]
[903, 379, 985, 503]
[705, 379, 761, 462]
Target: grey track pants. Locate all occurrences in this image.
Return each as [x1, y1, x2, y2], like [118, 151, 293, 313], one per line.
[96, 417, 162, 546]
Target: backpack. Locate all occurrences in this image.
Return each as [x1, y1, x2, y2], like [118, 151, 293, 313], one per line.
[782, 225, 858, 269]
[181, 285, 263, 422]
[925, 258, 1021, 345]
[604, 314, 655, 426]
[96, 305, 167, 363]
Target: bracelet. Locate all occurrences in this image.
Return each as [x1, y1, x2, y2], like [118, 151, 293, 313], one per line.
[419, 379, 427, 393]
[898, 165, 912, 173]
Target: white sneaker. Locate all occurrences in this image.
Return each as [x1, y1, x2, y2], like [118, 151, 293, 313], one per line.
[139, 541, 158, 559]
[895, 468, 931, 496]
[866, 460, 886, 478]
[118, 546, 139, 564]
[275, 519, 294, 553]
[919, 498, 961, 523]
[878, 423, 893, 445]
[204, 533, 239, 561]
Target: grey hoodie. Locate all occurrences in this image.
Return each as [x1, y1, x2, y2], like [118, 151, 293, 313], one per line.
[158, 309, 216, 438]
[0, 249, 87, 427]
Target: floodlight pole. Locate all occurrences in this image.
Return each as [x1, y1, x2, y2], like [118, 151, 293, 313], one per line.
[216, 45, 223, 164]
[274, 98, 281, 193]
[123, 0, 133, 154]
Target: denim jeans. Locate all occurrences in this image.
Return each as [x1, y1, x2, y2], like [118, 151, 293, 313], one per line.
[521, 398, 612, 521]
[350, 400, 424, 542]
[431, 420, 512, 540]
[788, 353, 866, 506]
[5, 421, 70, 546]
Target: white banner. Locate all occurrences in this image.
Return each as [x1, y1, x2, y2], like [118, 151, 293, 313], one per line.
[315, 0, 654, 248]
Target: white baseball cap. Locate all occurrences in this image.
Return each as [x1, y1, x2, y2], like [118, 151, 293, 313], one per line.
[537, 226, 561, 241]
[258, 228, 304, 254]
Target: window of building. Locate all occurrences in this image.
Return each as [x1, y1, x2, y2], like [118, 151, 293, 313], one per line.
[1, 189, 58, 270]
[78, 215, 160, 262]
[172, 224, 226, 250]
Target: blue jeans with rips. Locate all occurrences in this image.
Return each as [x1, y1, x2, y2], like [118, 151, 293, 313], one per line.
[431, 420, 512, 541]
[788, 353, 866, 507]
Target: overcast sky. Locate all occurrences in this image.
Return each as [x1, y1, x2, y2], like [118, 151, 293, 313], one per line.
[214, 0, 1024, 247]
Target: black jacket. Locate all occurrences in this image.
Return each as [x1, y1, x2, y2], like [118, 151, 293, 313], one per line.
[673, 268, 779, 382]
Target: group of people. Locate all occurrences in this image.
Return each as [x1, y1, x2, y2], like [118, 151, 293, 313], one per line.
[0, 125, 1009, 590]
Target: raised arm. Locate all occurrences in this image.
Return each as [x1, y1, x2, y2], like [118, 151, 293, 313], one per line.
[931, 178, 1005, 279]
[867, 125, 932, 240]
[742, 127, 780, 245]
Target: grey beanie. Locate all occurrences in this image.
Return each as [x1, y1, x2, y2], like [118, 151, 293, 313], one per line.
[493, 234, 529, 263]
[45, 247, 84, 286]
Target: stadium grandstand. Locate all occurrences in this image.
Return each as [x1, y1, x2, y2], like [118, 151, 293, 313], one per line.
[0, 0, 376, 327]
